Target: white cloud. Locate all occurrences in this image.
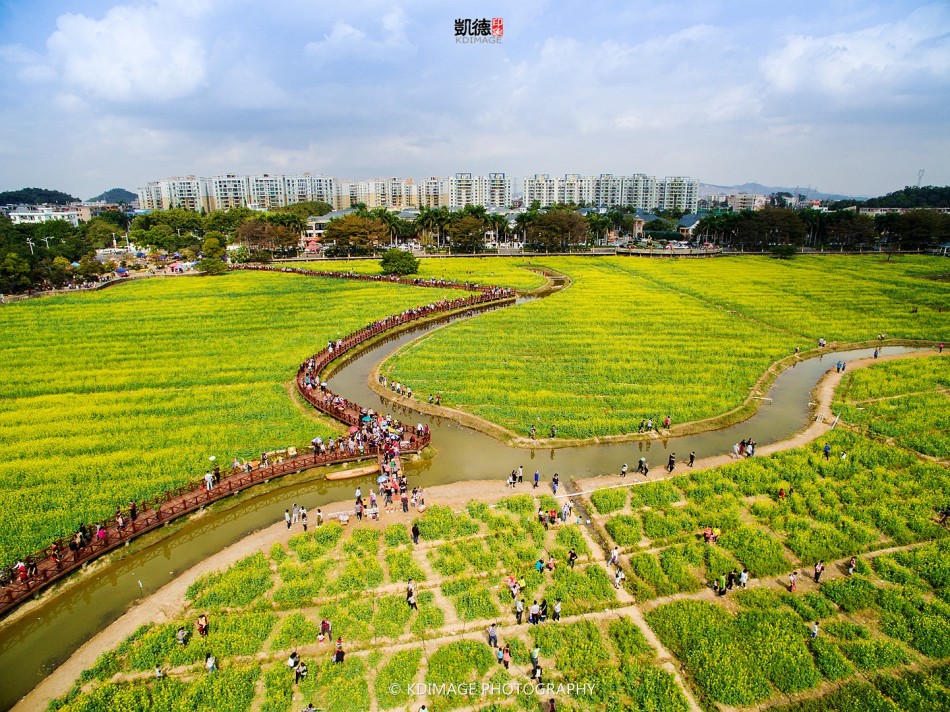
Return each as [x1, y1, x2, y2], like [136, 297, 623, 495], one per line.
[761, 4, 950, 100]
[45, 0, 211, 102]
[304, 8, 414, 62]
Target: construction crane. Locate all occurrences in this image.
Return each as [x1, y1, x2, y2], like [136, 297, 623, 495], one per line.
[917, 169, 925, 188]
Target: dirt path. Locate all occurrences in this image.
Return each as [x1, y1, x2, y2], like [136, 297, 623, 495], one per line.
[15, 350, 941, 711]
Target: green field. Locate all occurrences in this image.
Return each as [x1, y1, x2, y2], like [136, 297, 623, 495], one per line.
[384, 255, 950, 438]
[49, 494, 687, 712]
[0, 272, 465, 564]
[834, 355, 950, 458]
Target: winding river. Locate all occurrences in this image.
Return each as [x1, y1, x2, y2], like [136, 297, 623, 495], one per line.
[0, 282, 919, 710]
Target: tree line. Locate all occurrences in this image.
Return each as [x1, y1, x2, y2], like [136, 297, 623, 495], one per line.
[0, 201, 333, 294]
[695, 207, 950, 251]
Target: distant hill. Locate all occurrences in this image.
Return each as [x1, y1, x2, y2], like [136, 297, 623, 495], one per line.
[699, 182, 862, 202]
[0, 187, 78, 205]
[88, 188, 137, 204]
[843, 185, 950, 209]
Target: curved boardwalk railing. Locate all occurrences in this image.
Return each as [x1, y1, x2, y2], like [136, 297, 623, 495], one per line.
[0, 267, 516, 618]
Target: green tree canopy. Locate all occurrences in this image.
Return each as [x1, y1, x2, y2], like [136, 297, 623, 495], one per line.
[380, 248, 420, 275]
[271, 201, 332, 220]
[196, 257, 228, 275]
[324, 214, 387, 256]
[447, 215, 487, 253]
[202, 234, 226, 259]
[526, 210, 589, 251]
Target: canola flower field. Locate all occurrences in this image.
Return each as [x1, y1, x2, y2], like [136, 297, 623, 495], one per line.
[834, 354, 950, 459]
[0, 271, 466, 565]
[384, 255, 949, 439]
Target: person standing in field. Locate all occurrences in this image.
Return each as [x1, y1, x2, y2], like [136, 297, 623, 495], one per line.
[814, 561, 824, 583]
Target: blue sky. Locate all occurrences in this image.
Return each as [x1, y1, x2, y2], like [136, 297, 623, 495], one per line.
[0, 0, 947, 199]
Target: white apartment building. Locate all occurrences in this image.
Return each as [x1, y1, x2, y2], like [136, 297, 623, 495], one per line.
[621, 174, 658, 210]
[522, 174, 561, 206]
[419, 176, 452, 208]
[347, 178, 419, 210]
[139, 170, 691, 214]
[139, 173, 338, 212]
[520, 173, 696, 212]
[477, 173, 512, 208]
[727, 193, 767, 212]
[417, 173, 511, 209]
[137, 176, 210, 212]
[9, 205, 81, 226]
[656, 177, 700, 212]
[562, 174, 597, 205]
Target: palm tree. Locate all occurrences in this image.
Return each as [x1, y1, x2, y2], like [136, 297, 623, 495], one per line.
[515, 210, 538, 245]
[487, 213, 508, 247]
[414, 207, 436, 249]
[433, 207, 451, 250]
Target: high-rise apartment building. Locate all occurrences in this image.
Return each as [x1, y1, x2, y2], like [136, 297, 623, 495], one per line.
[656, 176, 700, 212]
[139, 171, 694, 214]
[520, 173, 697, 212]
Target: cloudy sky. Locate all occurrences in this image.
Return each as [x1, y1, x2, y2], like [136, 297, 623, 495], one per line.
[0, 0, 947, 199]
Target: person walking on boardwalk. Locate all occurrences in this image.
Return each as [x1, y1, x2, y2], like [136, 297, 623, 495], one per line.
[689, 451, 696, 467]
[284, 509, 291, 529]
[638, 457, 647, 475]
[533, 469, 539, 488]
[620, 463, 628, 478]
[667, 453, 676, 473]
